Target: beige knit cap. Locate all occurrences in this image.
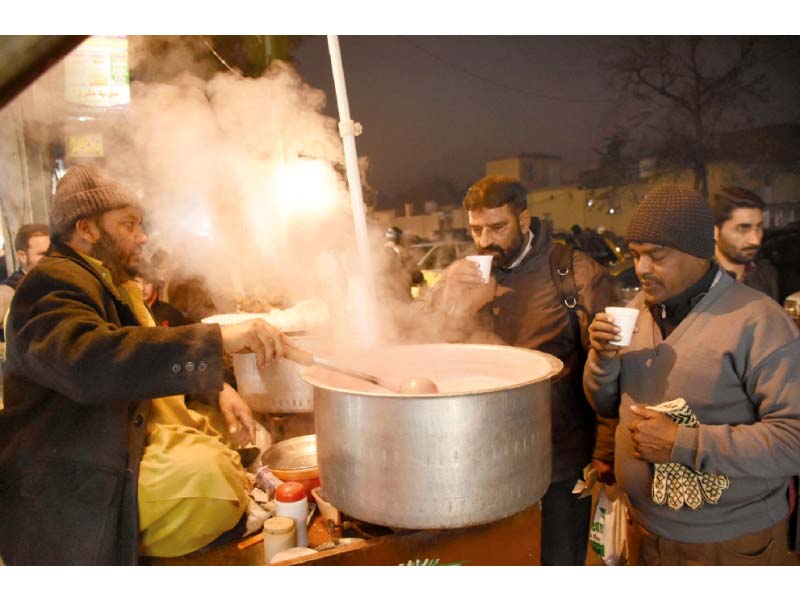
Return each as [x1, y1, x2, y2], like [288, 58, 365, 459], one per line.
[626, 184, 715, 258]
[50, 164, 139, 236]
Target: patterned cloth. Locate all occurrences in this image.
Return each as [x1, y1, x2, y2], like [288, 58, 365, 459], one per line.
[647, 398, 730, 511]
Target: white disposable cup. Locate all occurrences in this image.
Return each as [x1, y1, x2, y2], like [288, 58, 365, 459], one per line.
[605, 306, 639, 347]
[466, 255, 493, 284]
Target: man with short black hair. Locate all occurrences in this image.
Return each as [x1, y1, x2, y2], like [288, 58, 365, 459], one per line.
[584, 184, 800, 565]
[0, 223, 50, 341]
[710, 186, 779, 301]
[430, 175, 617, 565]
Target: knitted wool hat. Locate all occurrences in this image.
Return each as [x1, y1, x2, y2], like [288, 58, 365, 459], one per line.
[50, 164, 138, 236]
[626, 184, 715, 258]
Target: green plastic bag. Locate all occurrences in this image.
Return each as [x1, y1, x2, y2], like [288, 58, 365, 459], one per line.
[590, 485, 629, 565]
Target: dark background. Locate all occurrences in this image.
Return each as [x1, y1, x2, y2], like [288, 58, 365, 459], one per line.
[289, 36, 800, 208]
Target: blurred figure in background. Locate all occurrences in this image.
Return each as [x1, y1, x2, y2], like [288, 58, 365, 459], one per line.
[711, 187, 779, 302]
[383, 226, 424, 299]
[0, 224, 50, 342]
[134, 261, 189, 328]
[166, 275, 219, 324]
[384, 225, 404, 256]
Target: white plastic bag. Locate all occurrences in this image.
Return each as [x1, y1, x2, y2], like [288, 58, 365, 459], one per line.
[589, 485, 629, 565]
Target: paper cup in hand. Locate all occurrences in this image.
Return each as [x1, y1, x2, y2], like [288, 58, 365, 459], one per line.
[605, 306, 639, 347]
[466, 255, 493, 284]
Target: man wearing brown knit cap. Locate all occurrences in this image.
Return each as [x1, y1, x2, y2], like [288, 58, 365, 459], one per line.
[0, 164, 291, 565]
[583, 184, 800, 565]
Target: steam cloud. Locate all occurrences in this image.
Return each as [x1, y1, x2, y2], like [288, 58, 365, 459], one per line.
[0, 38, 498, 350]
[118, 63, 356, 309]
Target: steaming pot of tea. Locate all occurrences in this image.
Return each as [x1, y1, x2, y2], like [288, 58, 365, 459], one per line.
[302, 343, 561, 530]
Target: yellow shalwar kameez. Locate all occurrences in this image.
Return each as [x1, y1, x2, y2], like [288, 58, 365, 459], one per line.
[81, 254, 249, 557]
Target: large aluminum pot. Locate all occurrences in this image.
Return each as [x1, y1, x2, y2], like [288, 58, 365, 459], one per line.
[302, 343, 562, 529]
[202, 313, 329, 413]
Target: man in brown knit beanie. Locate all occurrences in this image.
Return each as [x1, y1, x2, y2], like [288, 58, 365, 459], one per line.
[583, 183, 800, 565]
[0, 164, 292, 565]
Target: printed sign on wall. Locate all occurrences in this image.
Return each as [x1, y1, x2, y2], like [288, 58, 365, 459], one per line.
[64, 36, 130, 108]
[66, 133, 104, 158]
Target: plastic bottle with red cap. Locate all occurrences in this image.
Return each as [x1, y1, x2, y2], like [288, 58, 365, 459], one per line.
[275, 481, 309, 547]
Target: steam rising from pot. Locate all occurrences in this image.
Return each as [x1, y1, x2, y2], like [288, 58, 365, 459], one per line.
[0, 37, 503, 349]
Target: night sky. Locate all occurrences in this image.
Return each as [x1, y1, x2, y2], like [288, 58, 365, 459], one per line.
[291, 35, 800, 206]
[6, 8, 799, 210]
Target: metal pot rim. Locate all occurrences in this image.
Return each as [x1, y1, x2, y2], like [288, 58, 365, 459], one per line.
[300, 343, 563, 398]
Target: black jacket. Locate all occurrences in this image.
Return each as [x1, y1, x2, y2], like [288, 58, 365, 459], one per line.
[489, 225, 617, 480]
[0, 244, 225, 565]
[427, 221, 617, 481]
[743, 259, 781, 303]
[150, 297, 191, 327]
[0, 268, 25, 291]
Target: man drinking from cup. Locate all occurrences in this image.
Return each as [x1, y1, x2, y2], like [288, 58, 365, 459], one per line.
[428, 175, 617, 565]
[584, 184, 800, 565]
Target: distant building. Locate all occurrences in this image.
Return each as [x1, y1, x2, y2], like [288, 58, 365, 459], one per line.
[376, 124, 800, 240]
[715, 122, 800, 166]
[529, 123, 800, 234]
[370, 204, 468, 242]
[486, 153, 562, 191]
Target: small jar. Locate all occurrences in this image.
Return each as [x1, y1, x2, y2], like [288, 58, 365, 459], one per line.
[275, 481, 309, 547]
[263, 516, 296, 564]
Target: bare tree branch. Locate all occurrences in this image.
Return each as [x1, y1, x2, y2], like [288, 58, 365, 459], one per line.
[602, 36, 773, 195]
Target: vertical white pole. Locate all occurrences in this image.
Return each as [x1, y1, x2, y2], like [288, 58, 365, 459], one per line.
[326, 35, 379, 346]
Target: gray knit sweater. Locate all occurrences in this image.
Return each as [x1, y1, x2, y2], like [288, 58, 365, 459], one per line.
[584, 270, 800, 543]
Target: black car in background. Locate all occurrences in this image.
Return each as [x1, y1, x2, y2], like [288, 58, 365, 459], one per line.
[761, 221, 800, 303]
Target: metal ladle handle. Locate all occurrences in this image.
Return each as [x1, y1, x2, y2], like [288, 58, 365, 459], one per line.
[283, 345, 400, 393]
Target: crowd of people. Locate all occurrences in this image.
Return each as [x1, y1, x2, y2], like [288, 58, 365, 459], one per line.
[0, 164, 798, 565]
[423, 176, 799, 566]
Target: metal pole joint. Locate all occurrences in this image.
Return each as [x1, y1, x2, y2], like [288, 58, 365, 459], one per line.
[338, 120, 362, 138]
